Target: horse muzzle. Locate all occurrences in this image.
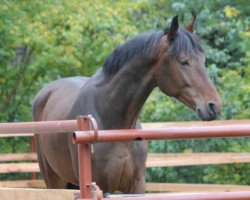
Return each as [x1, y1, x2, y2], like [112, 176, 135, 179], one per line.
[196, 101, 221, 121]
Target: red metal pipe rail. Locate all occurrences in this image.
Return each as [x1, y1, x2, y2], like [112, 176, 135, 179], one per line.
[0, 118, 249, 136]
[101, 191, 250, 200]
[0, 120, 77, 134]
[98, 191, 250, 200]
[73, 124, 250, 144]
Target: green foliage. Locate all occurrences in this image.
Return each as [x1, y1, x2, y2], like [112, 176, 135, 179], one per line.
[0, 0, 249, 185]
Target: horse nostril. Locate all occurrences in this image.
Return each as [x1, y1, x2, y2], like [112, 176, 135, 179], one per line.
[208, 102, 217, 115]
[197, 108, 204, 120]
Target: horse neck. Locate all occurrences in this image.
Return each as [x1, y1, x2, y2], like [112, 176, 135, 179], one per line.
[95, 60, 157, 129]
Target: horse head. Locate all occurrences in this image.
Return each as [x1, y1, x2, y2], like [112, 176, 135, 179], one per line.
[155, 15, 221, 121]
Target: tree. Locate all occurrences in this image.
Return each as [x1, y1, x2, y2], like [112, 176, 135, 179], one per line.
[0, 0, 249, 184]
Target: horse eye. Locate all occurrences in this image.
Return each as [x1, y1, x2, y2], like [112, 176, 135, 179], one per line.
[180, 60, 189, 66]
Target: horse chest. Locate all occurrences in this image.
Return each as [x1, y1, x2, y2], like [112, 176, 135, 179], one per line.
[92, 141, 147, 193]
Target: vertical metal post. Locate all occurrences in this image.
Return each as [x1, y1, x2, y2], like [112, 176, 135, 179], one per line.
[77, 116, 93, 199]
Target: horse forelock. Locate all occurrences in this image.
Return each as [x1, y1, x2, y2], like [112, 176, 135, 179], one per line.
[169, 28, 204, 58]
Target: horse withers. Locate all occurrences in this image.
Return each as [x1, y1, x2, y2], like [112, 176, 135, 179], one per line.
[32, 15, 221, 193]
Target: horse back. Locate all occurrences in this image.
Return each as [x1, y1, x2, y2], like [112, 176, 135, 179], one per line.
[32, 76, 89, 121]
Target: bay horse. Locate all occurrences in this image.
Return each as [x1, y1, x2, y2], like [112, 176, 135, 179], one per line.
[32, 16, 221, 193]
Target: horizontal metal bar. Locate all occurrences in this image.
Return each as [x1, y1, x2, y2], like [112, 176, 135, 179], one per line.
[101, 191, 250, 200]
[0, 119, 249, 135]
[142, 120, 250, 128]
[0, 120, 77, 134]
[73, 123, 250, 143]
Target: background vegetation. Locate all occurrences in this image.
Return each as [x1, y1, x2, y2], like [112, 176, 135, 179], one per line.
[0, 0, 249, 185]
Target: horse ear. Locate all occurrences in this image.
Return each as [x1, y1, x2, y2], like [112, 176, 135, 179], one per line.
[167, 15, 179, 42]
[185, 14, 196, 32]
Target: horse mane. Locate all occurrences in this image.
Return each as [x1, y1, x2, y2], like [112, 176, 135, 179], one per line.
[103, 28, 203, 74]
